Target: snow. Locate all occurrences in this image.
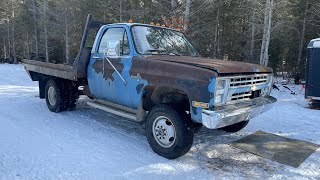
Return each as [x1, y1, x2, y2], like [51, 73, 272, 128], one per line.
[0, 64, 319, 179]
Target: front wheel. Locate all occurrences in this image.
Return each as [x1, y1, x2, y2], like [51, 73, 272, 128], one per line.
[219, 120, 249, 133]
[145, 105, 194, 159]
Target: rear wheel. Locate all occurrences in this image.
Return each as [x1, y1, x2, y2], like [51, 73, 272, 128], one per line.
[65, 81, 79, 111]
[219, 120, 249, 133]
[146, 105, 194, 159]
[45, 79, 65, 112]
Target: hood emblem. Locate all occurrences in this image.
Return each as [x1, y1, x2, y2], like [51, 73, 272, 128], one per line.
[251, 85, 257, 91]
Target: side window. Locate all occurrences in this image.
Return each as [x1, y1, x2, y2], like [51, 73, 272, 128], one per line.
[98, 28, 130, 56]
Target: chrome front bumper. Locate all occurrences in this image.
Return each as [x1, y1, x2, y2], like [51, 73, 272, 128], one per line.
[201, 96, 277, 129]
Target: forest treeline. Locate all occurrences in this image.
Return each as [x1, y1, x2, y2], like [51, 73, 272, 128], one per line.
[1, 0, 320, 79]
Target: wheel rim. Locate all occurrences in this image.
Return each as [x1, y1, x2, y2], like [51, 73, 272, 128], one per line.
[48, 86, 57, 106]
[152, 116, 176, 148]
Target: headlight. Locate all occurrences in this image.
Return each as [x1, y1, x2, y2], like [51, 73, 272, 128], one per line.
[214, 79, 227, 105]
[216, 80, 226, 90]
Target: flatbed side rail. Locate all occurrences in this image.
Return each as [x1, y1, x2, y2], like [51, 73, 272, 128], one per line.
[23, 59, 76, 81]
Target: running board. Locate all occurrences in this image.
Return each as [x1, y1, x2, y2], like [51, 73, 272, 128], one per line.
[87, 101, 137, 121]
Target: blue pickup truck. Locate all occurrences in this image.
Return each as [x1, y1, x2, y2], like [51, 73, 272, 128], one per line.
[23, 15, 276, 159]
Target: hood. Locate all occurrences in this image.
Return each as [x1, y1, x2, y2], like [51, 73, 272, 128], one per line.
[144, 55, 273, 74]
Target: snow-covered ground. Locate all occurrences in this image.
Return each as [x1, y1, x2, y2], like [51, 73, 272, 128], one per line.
[0, 64, 319, 180]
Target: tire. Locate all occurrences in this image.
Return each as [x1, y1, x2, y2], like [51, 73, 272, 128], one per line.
[145, 104, 194, 159]
[60, 81, 70, 111]
[45, 79, 66, 112]
[219, 120, 249, 133]
[65, 81, 79, 111]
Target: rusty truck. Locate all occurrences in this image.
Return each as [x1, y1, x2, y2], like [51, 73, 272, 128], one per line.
[23, 15, 277, 159]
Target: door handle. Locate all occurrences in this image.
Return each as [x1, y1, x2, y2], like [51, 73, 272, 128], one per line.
[93, 56, 100, 59]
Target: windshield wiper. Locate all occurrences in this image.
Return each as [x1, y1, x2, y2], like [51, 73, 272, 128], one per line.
[166, 52, 181, 56]
[145, 49, 181, 56]
[145, 49, 165, 54]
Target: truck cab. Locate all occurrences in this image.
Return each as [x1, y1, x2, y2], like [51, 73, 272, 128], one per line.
[23, 15, 276, 159]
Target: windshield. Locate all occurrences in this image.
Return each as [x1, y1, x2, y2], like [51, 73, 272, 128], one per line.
[132, 25, 199, 56]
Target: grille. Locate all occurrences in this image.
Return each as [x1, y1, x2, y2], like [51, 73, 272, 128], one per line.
[230, 75, 268, 88]
[228, 74, 270, 103]
[215, 74, 271, 105]
[231, 91, 251, 101]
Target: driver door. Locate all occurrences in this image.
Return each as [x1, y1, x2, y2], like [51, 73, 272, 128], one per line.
[88, 26, 133, 106]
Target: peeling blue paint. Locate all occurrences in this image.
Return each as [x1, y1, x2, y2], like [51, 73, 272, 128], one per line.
[87, 24, 148, 109]
[208, 77, 216, 107]
[118, 57, 149, 108]
[191, 106, 203, 123]
[190, 77, 216, 123]
[88, 56, 148, 109]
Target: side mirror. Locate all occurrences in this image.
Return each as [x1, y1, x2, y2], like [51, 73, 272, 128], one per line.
[104, 40, 120, 57]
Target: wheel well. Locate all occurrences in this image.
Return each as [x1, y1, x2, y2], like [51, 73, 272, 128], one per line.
[39, 78, 47, 99]
[142, 86, 190, 111]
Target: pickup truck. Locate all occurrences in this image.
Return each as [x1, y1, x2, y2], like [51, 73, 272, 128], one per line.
[23, 15, 277, 159]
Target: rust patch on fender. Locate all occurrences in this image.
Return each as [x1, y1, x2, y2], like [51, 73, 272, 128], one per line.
[130, 56, 216, 104]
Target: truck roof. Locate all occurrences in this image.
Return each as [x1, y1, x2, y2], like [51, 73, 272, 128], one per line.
[103, 23, 180, 32]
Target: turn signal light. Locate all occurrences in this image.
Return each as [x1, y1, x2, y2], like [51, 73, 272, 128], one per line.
[192, 101, 209, 109]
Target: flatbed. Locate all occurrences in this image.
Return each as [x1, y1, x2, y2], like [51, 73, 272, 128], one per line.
[23, 59, 75, 80]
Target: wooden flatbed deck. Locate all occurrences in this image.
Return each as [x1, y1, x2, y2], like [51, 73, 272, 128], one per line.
[22, 59, 77, 81]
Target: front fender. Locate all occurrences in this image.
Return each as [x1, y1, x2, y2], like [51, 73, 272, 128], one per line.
[131, 56, 217, 123]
